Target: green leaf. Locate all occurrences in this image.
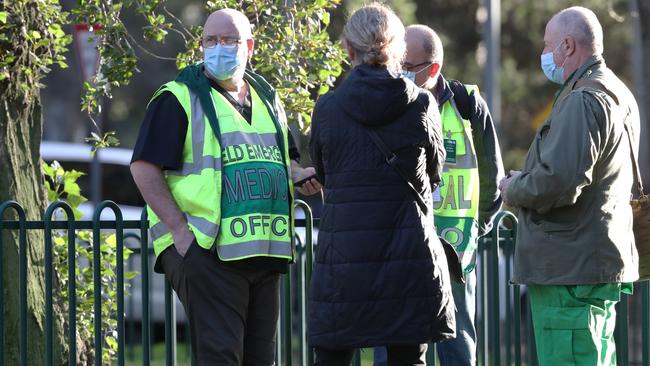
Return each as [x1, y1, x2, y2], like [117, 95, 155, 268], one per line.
[67, 194, 87, 210]
[105, 335, 117, 350]
[105, 233, 116, 248]
[47, 24, 65, 38]
[318, 84, 329, 95]
[42, 162, 54, 177]
[63, 180, 81, 196]
[322, 12, 330, 26]
[46, 182, 58, 202]
[0, 12, 7, 24]
[72, 207, 84, 220]
[125, 271, 139, 280]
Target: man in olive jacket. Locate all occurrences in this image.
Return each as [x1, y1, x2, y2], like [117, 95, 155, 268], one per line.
[500, 6, 640, 366]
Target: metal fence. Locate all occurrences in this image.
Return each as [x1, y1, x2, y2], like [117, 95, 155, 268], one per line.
[1, 200, 649, 365]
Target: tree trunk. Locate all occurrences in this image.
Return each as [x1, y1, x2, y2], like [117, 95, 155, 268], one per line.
[638, 0, 650, 185]
[0, 87, 66, 363]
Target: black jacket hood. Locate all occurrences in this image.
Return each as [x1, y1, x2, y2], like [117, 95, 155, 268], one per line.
[334, 64, 421, 126]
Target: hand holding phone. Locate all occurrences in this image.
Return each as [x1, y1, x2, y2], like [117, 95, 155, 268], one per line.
[294, 173, 318, 187]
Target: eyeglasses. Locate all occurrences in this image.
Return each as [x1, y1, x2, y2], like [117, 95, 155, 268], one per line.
[202, 36, 243, 49]
[402, 61, 434, 72]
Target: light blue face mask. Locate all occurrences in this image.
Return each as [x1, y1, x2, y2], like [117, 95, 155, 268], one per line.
[203, 45, 244, 81]
[402, 70, 417, 83]
[401, 62, 434, 87]
[540, 42, 566, 84]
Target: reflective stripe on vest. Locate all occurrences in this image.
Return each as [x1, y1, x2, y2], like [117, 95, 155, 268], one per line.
[433, 84, 480, 272]
[147, 82, 223, 256]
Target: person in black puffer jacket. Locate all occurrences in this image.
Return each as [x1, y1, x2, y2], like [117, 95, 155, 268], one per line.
[308, 3, 456, 365]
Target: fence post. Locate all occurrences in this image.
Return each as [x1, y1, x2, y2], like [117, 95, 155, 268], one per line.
[284, 267, 292, 366]
[642, 281, 649, 366]
[92, 204, 103, 366]
[489, 229, 501, 365]
[92, 201, 125, 366]
[140, 209, 151, 366]
[165, 279, 177, 366]
[294, 200, 314, 365]
[476, 239, 489, 366]
[0, 201, 28, 366]
[616, 295, 629, 365]
[43, 202, 76, 366]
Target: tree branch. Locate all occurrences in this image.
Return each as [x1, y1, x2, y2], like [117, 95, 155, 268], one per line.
[163, 6, 194, 39]
[124, 31, 177, 61]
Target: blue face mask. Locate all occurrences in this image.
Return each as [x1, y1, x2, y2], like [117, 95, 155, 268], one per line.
[204, 45, 244, 81]
[402, 70, 416, 83]
[540, 42, 566, 84]
[401, 62, 434, 87]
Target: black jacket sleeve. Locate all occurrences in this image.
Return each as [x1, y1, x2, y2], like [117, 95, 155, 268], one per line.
[424, 93, 445, 190]
[468, 90, 505, 236]
[309, 94, 332, 186]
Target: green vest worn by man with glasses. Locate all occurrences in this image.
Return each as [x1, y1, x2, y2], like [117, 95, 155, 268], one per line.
[148, 63, 294, 262]
[433, 83, 480, 273]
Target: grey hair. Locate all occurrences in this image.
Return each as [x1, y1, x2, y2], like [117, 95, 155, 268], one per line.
[553, 6, 603, 55]
[406, 24, 444, 66]
[344, 2, 406, 72]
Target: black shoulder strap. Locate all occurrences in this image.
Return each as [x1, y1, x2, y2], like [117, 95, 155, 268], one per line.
[365, 128, 429, 215]
[366, 126, 466, 284]
[448, 79, 472, 120]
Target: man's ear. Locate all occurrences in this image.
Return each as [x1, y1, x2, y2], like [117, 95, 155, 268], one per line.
[563, 37, 576, 57]
[246, 38, 255, 61]
[430, 63, 441, 79]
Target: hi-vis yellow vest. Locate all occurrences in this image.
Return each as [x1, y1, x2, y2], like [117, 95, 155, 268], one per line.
[433, 84, 480, 273]
[147, 81, 294, 262]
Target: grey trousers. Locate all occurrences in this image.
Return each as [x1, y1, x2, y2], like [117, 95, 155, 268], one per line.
[160, 241, 281, 365]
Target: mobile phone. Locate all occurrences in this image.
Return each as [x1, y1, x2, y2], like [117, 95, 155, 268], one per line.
[294, 174, 318, 187]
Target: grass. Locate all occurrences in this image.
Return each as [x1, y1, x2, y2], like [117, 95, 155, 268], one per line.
[122, 343, 192, 366]
[121, 343, 376, 365]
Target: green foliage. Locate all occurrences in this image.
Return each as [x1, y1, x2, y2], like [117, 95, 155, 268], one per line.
[0, 0, 345, 145]
[177, 0, 347, 132]
[43, 161, 137, 365]
[0, 1, 71, 98]
[85, 131, 120, 154]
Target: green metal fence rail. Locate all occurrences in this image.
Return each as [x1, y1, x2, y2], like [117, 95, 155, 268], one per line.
[1, 200, 650, 365]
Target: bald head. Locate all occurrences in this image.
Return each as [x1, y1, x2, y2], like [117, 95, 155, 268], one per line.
[405, 25, 444, 67]
[203, 8, 253, 41]
[201, 9, 254, 87]
[549, 6, 603, 55]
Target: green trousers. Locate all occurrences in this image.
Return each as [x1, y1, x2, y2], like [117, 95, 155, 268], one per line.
[528, 283, 632, 366]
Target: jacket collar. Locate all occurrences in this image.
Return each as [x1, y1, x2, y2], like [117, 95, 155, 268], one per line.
[564, 54, 604, 87]
[434, 74, 454, 107]
[554, 55, 604, 105]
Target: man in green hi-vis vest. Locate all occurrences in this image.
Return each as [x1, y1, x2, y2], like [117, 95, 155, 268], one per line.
[130, 9, 321, 364]
[500, 7, 639, 366]
[372, 24, 504, 366]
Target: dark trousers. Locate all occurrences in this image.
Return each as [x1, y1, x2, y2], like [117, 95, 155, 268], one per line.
[315, 344, 427, 366]
[160, 241, 280, 365]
